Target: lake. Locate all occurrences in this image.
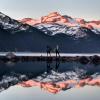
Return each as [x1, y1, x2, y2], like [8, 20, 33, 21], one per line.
[0, 60, 100, 100]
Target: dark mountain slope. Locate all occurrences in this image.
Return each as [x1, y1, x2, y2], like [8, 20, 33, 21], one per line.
[0, 12, 100, 53]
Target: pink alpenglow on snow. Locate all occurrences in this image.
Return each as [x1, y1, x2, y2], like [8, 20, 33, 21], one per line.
[20, 12, 100, 30]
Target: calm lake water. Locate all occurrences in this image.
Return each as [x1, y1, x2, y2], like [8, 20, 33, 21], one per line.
[0, 61, 100, 100]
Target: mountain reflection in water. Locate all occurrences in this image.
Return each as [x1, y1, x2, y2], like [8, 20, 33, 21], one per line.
[0, 60, 100, 94]
[19, 78, 100, 94]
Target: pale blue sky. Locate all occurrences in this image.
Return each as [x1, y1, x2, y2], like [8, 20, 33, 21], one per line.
[0, 0, 100, 20]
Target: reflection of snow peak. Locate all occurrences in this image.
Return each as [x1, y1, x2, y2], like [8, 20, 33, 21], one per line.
[19, 76, 100, 94]
[0, 71, 100, 93]
[35, 69, 87, 82]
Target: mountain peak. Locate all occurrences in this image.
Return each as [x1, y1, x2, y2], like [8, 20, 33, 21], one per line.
[19, 12, 100, 30]
[19, 18, 41, 25]
[0, 12, 6, 18]
[47, 12, 61, 17]
[0, 12, 31, 33]
[41, 12, 68, 23]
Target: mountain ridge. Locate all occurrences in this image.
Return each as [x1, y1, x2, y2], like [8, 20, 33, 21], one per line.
[1, 11, 100, 53]
[19, 12, 100, 30]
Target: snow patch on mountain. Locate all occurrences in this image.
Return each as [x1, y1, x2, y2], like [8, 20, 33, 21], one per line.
[34, 68, 87, 82]
[35, 23, 90, 38]
[35, 23, 68, 35]
[0, 12, 6, 17]
[0, 12, 29, 33]
[0, 11, 100, 38]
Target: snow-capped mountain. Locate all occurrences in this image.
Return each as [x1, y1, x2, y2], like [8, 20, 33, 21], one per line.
[0, 12, 52, 52]
[35, 23, 94, 38]
[1, 12, 100, 53]
[20, 12, 100, 30]
[0, 12, 30, 33]
[0, 11, 100, 38]
[20, 12, 100, 38]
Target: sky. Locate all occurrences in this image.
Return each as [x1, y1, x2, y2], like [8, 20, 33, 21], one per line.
[0, 0, 100, 21]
